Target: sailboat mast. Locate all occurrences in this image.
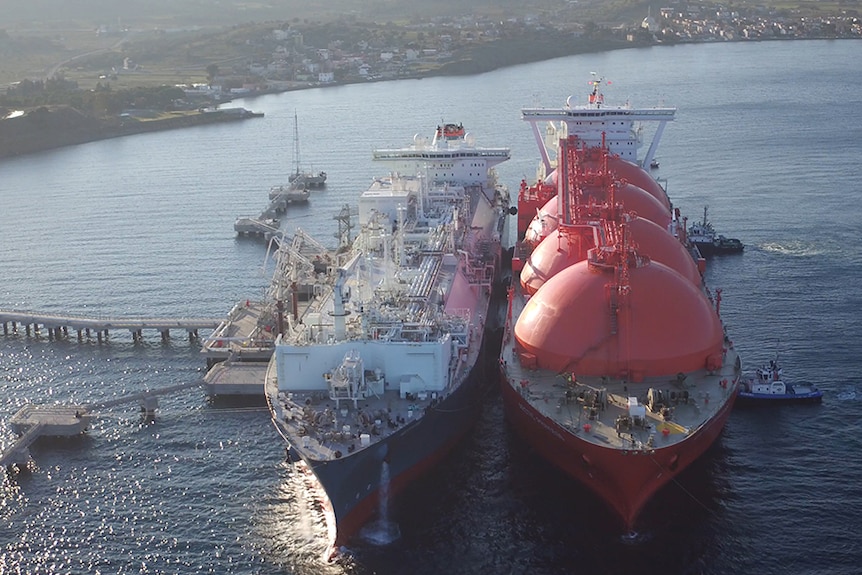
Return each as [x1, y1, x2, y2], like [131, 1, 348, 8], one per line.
[293, 110, 301, 178]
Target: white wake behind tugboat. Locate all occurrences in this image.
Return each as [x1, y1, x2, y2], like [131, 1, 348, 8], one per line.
[263, 123, 511, 551]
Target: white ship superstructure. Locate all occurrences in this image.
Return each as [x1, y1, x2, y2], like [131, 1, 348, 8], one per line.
[522, 74, 675, 176]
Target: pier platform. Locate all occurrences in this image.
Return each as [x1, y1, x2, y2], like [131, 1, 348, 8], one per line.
[235, 183, 309, 239]
[204, 361, 268, 396]
[9, 404, 92, 436]
[202, 300, 277, 366]
[234, 216, 280, 239]
[0, 381, 203, 469]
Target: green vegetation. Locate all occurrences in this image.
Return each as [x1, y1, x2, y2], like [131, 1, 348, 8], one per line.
[2, 0, 859, 122]
[3, 1, 859, 88]
[1, 80, 185, 118]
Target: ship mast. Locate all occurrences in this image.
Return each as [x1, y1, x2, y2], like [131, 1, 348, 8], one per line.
[292, 110, 301, 179]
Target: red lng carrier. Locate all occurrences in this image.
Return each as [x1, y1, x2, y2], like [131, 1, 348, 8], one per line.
[501, 111, 740, 532]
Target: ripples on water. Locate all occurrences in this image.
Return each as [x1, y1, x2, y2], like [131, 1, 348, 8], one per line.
[2, 40, 862, 574]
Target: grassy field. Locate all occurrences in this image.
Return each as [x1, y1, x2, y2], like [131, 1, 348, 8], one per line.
[1, 26, 244, 88]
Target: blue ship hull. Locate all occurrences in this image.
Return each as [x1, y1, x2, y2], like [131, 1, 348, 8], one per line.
[736, 389, 822, 405]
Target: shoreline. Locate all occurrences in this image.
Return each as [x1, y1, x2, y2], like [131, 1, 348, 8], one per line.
[0, 107, 263, 160]
[2, 36, 855, 161]
[0, 35, 635, 161]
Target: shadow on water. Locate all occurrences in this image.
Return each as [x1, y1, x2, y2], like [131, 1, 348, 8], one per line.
[343, 380, 734, 575]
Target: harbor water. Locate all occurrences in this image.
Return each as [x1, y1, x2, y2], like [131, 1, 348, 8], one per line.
[2, 39, 861, 574]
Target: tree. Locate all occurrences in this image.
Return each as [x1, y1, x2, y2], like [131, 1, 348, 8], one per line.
[206, 64, 219, 86]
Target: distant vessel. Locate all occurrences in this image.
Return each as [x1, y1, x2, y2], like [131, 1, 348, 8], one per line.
[264, 123, 511, 550]
[738, 357, 822, 405]
[500, 77, 740, 534]
[288, 170, 327, 189]
[687, 206, 744, 256]
[287, 111, 326, 188]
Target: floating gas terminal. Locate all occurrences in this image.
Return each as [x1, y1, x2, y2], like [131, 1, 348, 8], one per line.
[263, 122, 511, 550]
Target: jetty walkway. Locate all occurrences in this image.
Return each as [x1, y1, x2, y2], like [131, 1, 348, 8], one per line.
[234, 181, 312, 240]
[0, 309, 221, 343]
[0, 381, 203, 469]
[1, 301, 277, 471]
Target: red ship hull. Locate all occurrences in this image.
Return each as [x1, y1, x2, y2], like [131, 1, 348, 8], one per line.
[500, 369, 738, 531]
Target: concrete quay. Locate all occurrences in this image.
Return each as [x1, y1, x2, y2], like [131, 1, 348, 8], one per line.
[1, 300, 277, 473]
[203, 361, 269, 396]
[235, 182, 310, 239]
[234, 216, 281, 239]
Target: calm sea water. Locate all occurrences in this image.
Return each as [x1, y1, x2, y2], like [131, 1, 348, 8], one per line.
[2, 39, 862, 574]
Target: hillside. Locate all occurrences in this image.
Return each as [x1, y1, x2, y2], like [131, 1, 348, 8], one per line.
[0, 105, 260, 159]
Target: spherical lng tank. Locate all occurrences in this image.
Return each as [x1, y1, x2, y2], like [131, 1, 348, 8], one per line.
[514, 252, 724, 380]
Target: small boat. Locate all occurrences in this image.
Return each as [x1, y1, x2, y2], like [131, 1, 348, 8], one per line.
[737, 358, 823, 405]
[649, 159, 660, 169]
[436, 122, 465, 140]
[288, 170, 326, 188]
[687, 205, 744, 256]
[287, 110, 327, 188]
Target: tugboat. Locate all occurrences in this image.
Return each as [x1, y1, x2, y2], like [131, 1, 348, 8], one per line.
[687, 206, 744, 256]
[737, 357, 823, 405]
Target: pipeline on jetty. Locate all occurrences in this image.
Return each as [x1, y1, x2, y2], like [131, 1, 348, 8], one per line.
[0, 380, 203, 470]
[0, 309, 221, 343]
[1, 301, 273, 474]
[1, 375, 269, 473]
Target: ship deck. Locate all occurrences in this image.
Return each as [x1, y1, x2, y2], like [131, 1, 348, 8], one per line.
[501, 283, 740, 452]
[265, 365, 441, 461]
[263, 176, 505, 464]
